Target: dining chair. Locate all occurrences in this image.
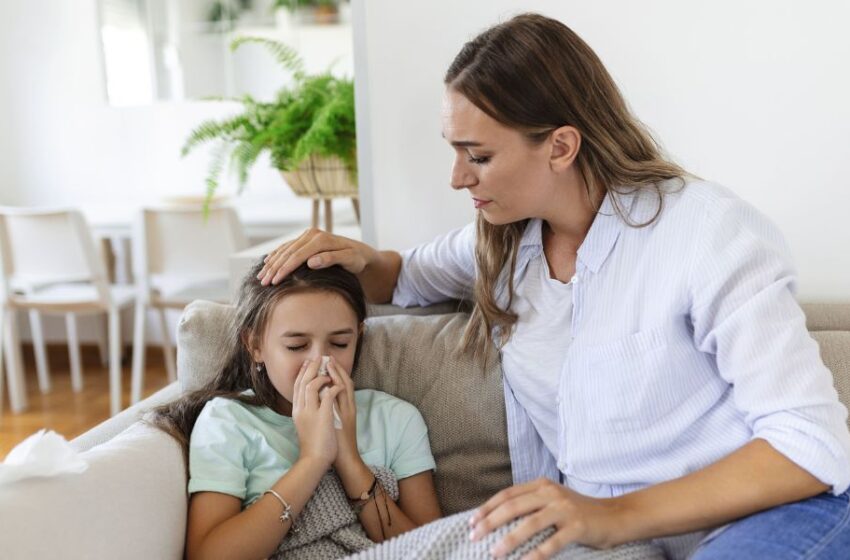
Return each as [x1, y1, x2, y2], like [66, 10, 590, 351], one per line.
[130, 205, 247, 404]
[0, 207, 137, 416]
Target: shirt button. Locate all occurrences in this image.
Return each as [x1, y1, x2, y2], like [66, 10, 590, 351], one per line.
[557, 461, 567, 471]
[570, 275, 578, 284]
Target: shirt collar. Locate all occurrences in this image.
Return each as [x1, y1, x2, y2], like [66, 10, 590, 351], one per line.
[516, 192, 630, 275]
[576, 192, 627, 274]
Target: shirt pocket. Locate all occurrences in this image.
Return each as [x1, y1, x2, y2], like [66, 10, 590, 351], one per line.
[570, 320, 701, 433]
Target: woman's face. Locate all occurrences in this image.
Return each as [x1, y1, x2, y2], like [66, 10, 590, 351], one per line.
[251, 290, 360, 412]
[441, 88, 558, 225]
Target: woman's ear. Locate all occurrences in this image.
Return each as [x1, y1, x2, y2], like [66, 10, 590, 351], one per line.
[548, 125, 581, 172]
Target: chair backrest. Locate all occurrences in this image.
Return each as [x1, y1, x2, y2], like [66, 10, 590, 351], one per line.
[133, 205, 248, 292]
[0, 207, 110, 302]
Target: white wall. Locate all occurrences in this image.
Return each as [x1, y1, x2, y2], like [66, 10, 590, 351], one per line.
[353, 0, 850, 301]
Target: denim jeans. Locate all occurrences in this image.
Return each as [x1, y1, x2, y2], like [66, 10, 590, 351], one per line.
[690, 489, 850, 559]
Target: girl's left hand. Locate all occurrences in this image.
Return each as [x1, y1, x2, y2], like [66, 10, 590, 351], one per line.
[469, 478, 626, 559]
[325, 357, 359, 466]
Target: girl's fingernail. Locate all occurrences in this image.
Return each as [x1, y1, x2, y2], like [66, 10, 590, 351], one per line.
[469, 530, 476, 541]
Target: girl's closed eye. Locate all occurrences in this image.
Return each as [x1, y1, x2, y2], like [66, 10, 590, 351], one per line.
[285, 342, 350, 352]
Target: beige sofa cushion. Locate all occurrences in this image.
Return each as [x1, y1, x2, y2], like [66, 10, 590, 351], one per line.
[177, 301, 512, 515]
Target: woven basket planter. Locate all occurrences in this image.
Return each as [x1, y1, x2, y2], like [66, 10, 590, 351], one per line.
[280, 154, 357, 199]
[280, 154, 359, 232]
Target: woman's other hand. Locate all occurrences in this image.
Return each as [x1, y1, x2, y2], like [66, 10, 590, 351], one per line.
[292, 357, 344, 468]
[257, 228, 378, 286]
[468, 478, 627, 559]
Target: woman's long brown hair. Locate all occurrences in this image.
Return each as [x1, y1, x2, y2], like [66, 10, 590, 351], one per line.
[445, 13, 689, 360]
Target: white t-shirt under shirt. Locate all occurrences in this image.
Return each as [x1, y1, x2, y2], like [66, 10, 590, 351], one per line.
[501, 250, 574, 458]
[188, 388, 436, 507]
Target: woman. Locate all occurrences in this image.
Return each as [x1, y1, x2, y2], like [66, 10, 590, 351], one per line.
[257, 13, 850, 559]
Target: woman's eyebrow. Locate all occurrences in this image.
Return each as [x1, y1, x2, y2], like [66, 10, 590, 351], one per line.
[441, 132, 483, 147]
[280, 328, 355, 337]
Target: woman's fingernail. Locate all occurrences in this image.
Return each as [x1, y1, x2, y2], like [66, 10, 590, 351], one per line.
[309, 256, 323, 267]
[469, 530, 477, 541]
[491, 545, 505, 558]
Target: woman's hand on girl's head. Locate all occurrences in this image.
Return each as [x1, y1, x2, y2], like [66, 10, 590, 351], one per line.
[257, 228, 377, 286]
[292, 357, 345, 468]
[468, 478, 627, 558]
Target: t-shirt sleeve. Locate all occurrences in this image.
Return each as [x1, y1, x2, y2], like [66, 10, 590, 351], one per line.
[388, 401, 437, 480]
[187, 399, 252, 499]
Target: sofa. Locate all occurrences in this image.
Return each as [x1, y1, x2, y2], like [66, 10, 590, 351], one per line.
[1, 301, 848, 559]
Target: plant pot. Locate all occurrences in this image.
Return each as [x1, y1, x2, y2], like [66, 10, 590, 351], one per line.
[280, 154, 357, 198]
[280, 155, 358, 232]
[293, 5, 340, 25]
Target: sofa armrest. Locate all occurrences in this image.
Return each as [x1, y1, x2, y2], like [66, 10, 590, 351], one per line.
[0, 422, 187, 559]
[72, 382, 181, 453]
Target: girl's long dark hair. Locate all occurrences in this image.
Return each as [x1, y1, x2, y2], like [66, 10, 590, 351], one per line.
[148, 259, 367, 461]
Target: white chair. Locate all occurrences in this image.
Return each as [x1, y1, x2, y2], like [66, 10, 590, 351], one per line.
[130, 205, 247, 404]
[0, 207, 137, 416]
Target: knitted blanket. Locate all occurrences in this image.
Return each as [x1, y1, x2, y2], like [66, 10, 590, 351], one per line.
[269, 466, 664, 560]
[269, 466, 399, 560]
[345, 510, 665, 560]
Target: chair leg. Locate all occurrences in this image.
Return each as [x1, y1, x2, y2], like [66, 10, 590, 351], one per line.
[130, 301, 147, 405]
[29, 310, 51, 394]
[65, 313, 84, 393]
[157, 308, 177, 383]
[95, 314, 109, 366]
[3, 308, 28, 413]
[0, 305, 5, 415]
[108, 307, 122, 416]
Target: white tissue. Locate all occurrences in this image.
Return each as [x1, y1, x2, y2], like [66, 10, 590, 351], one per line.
[318, 355, 343, 430]
[0, 429, 88, 485]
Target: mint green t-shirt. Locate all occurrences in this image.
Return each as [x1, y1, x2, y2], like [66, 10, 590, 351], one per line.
[187, 389, 436, 507]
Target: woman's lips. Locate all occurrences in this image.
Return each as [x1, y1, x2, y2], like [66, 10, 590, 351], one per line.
[473, 198, 492, 209]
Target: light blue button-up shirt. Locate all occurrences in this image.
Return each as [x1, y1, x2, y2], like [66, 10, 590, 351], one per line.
[393, 180, 850, 498]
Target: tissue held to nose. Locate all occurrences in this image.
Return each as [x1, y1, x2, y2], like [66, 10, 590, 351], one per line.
[318, 355, 343, 430]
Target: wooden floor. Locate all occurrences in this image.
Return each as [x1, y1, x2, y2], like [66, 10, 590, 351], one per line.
[0, 344, 171, 458]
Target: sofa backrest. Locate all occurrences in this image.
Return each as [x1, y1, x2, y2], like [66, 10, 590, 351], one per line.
[177, 301, 850, 514]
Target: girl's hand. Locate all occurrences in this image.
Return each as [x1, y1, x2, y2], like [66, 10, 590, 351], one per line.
[257, 228, 378, 285]
[325, 357, 360, 468]
[292, 357, 345, 468]
[468, 478, 626, 559]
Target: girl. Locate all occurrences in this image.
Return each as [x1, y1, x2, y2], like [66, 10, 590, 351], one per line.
[152, 260, 442, 560]
[257, 12, 850, 560]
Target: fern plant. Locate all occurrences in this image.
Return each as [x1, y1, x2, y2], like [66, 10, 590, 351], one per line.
[182, 37, 356, 202]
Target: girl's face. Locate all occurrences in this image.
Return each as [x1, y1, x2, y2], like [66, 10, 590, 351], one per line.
[441, 88, 557, 225]
[251, 290, 361, 413]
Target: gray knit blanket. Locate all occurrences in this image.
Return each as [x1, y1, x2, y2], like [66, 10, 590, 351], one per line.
[268, 466, 664, 560]
[270, 466, 400, 560]
[345, 510, 665, 560]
